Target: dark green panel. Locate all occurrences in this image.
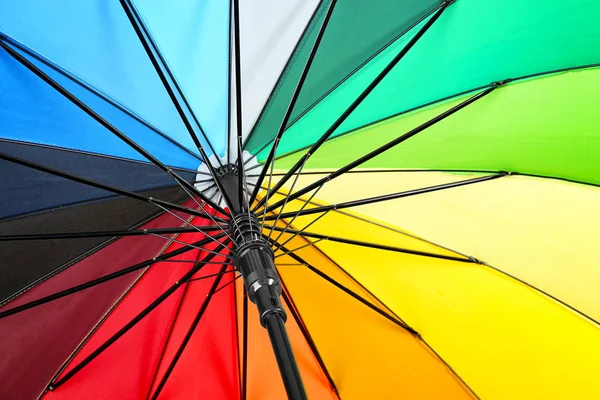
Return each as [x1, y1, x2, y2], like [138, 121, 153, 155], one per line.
[245, 0, 439, 153]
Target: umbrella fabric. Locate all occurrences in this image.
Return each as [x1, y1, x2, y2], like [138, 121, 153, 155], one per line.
[1, 0, 600, 399]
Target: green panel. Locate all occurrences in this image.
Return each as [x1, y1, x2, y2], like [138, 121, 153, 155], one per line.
[274, 67, 600, 186]
[264, 0, 600, 158]
[245, 0, 439, 153]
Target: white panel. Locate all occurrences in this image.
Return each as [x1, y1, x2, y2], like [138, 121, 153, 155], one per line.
[236, 0, 320, 140]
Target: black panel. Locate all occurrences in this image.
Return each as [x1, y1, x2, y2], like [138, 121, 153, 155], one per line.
[0, 185, 189, 302]
[0, 139, 195, 218]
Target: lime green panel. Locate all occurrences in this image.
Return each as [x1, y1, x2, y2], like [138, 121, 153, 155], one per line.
[264, 0, 600, 158]
[275, 67, 600, 186]
[245, 0, 438, 153]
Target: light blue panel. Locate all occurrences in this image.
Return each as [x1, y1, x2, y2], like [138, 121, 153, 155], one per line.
[0, 0, 203, 155]
[135, 0, 230, 157]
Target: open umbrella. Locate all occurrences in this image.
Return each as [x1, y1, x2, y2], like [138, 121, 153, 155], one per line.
[1, 0, 600, 399]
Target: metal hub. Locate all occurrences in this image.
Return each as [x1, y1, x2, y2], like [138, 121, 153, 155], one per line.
[230, 213, 286, 326]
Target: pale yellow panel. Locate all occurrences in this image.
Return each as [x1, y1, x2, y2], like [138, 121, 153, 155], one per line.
[271, 169, 475, 208]
[308, 174, 600, 323]
[259, 183, 465, 259]
[277, 254, 474, 399]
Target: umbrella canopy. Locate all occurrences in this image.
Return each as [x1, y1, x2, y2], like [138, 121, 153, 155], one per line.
[1, 0, 600, 399]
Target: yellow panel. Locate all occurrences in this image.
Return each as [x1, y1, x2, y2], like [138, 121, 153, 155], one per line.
[277, 258, 474, 399]
[269, 230, 474, 399]
[311, 233, 600, 399]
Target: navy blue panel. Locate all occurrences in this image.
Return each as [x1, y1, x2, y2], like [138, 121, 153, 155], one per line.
[0, 140, 195, 219]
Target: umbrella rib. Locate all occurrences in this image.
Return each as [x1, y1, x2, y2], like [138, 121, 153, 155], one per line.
[264, 173, 507, 220]
[269, 227, 471, 263]
[279, 282, 340, 397]
[0, 226, 226, 242]
[226, 0, 233, 165]
[120, 0, 242, 214]
[230, 0, 260, 248]
[187, 268, 235, 283]
[119, 0, 222, 168]
[231, 0, 247, 214]
[272, 211, 330, 255]
[270, 183, 327, 246]
[248, 0, 338, 205]
[232, 267, 242, 400]
[49, 244, 229, 391]
[0, 151, 224, 222]
[253, 1, 453, 212]
[144, 280, 193, 400]
[265, 157, 309, 241]
[247, 168, 500, 177]
[262, 84, 502, 215]
[149, 264, 230, 400]
[274, 238, 325, 259]
[151, 201, 235, 245]
[0, 39, 227, 216]
[149, 233, 234, 260]
[0, 233, 228, 320]
[275, 246, 418, 336]
[272, 235, 417, 330]
[212, 273, 241, 295]
[0, 33, 205, 165]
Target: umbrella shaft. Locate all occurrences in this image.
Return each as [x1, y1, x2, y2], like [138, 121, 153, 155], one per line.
[265, 313, 308, 400]
[231, 212, 307, 399]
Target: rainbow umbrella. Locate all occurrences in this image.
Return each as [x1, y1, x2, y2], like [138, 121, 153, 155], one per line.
[1, 0, 599, 399]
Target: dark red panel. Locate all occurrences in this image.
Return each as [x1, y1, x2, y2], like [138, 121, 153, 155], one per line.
[0, 202, 199, 400]
[42, 213, 237, 400]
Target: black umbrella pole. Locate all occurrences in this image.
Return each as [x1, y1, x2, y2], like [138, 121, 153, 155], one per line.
[231, 213, 307, 400]
[265, 313, 306, 400]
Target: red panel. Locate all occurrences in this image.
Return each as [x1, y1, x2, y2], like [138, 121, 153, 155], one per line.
[148, 256, 239, 400]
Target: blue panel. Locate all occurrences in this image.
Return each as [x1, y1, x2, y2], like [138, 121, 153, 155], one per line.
[0, 47, 200, 169]
[0, 0, 205, 155]
[135, 0, 230, 157]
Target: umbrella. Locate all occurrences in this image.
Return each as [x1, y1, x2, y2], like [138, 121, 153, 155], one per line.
[1, 0, 599, 399]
